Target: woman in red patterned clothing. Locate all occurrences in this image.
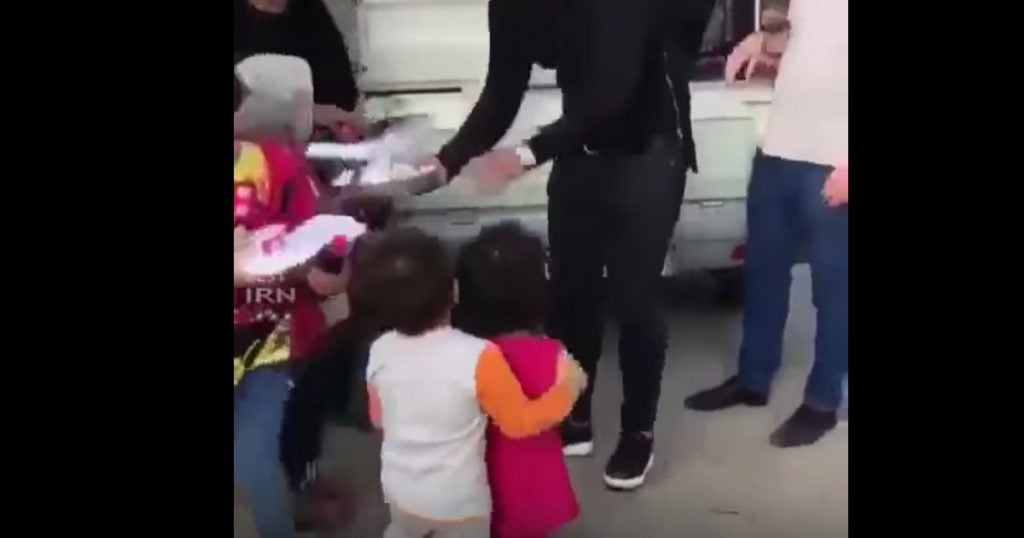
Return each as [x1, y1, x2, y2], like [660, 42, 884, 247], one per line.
[233, 63, 349, 538]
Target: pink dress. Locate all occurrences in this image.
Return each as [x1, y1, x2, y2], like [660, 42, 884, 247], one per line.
[487, 336, 579, 538]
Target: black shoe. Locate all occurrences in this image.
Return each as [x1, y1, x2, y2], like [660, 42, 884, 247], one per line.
[684, 376, 769, 411]
[603, 432, 654, 491]
[769, 405, 838, 448]
[561, 420, 594, 457]
[293, 490, 316, 533]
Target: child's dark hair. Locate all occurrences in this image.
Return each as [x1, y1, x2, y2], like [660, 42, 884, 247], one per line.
[348, 228, 454, 336]
[454, 221, 547, 338]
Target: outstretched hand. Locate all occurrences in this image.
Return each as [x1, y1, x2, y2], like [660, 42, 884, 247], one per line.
[822, 164, 849, 207]
[418, 155, 449, 184]
[725, 32, 779, 84]
[466, 149, 524, 195]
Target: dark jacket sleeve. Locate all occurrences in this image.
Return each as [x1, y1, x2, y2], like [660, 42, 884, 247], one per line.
[527, 0, 654, 164]
[664, 0, 717, 57]
[300, 0, 359, 111]
[436, 0, 533, 178]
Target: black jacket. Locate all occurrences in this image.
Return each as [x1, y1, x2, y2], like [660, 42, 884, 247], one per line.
[437, 0, 715, 177]
[234, 0, 359, 111]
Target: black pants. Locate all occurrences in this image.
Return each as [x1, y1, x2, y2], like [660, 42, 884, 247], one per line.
[279, 318, 378, 491]
[546, 139, 687, 434]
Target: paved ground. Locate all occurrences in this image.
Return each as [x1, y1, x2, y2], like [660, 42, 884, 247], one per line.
[261, 266, 848, 538]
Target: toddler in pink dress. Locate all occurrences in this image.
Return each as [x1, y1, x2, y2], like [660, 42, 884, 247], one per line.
[455, 222, 579, 538]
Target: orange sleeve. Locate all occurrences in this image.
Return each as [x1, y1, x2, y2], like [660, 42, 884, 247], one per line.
[367, 383, 383, 430]
[474, 343, 574, 439]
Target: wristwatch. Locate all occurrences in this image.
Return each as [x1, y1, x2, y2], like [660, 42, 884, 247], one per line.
[514, 144, 537, 168]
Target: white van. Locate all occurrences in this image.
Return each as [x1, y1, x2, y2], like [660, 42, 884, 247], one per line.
[327, 0, 773, 298]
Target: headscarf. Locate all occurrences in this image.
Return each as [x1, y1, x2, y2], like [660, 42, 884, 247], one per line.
[234, 54, 315, 143]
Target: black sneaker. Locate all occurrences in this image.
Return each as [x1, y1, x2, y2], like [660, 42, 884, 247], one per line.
[561, 420, 594, 457]
[683, 376, 769, 411]
[603, 432, 654, 491]
[293, 490, 316, 533]
[769, 405, 838, 448]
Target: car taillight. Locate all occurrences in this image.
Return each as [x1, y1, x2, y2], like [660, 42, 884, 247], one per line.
[731, 243, 746, 261]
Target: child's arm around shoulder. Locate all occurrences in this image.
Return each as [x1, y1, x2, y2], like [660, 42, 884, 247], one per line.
[365, 337, 386, 430]
[367, 383, 383, 430]
[474, 342, 587, 439]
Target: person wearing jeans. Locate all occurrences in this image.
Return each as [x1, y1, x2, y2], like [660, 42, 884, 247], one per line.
[739, 152, 848, 410]
[234, 367, 295, 538]
[684, 0, 849, 447]
[233, 60, 346, 536]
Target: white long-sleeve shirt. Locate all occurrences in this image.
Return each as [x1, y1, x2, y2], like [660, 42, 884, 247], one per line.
[761, 0, 848, 166]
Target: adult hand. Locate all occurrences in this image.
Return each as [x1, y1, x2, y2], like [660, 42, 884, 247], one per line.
[466, 149, 524, 195]
[822, 163, 849, 207]
[307, 265, 349, 297]
[313, 103, 368, 134]
[725, 32, 778, 84]
[418, 155, 449, 184]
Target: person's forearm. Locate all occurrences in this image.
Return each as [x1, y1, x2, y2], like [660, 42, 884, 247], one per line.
[437, 79, 526, 178]
[436, 0, 530, 178]
[367, 384, 383, 430]
[475, 344, 575, 439]
[305, 0, 360, 110]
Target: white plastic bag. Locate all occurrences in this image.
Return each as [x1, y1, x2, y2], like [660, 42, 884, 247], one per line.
[240, 215, 366, 277]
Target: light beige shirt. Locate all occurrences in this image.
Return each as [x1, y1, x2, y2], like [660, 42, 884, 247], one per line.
[761, 0, 848, 166]
[368, 328, 492, 521]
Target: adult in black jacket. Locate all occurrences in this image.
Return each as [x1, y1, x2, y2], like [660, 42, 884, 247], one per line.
[431, 0, 714, 491]
[235, 0, 363, 130]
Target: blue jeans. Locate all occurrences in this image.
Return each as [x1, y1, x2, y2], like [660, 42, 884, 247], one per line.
[234, 366, 294, 538]
[738, 152, 848, 411]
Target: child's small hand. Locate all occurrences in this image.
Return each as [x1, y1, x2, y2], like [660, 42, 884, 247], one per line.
[307, 265, 349, 297]
[556, 352, 588, 396]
